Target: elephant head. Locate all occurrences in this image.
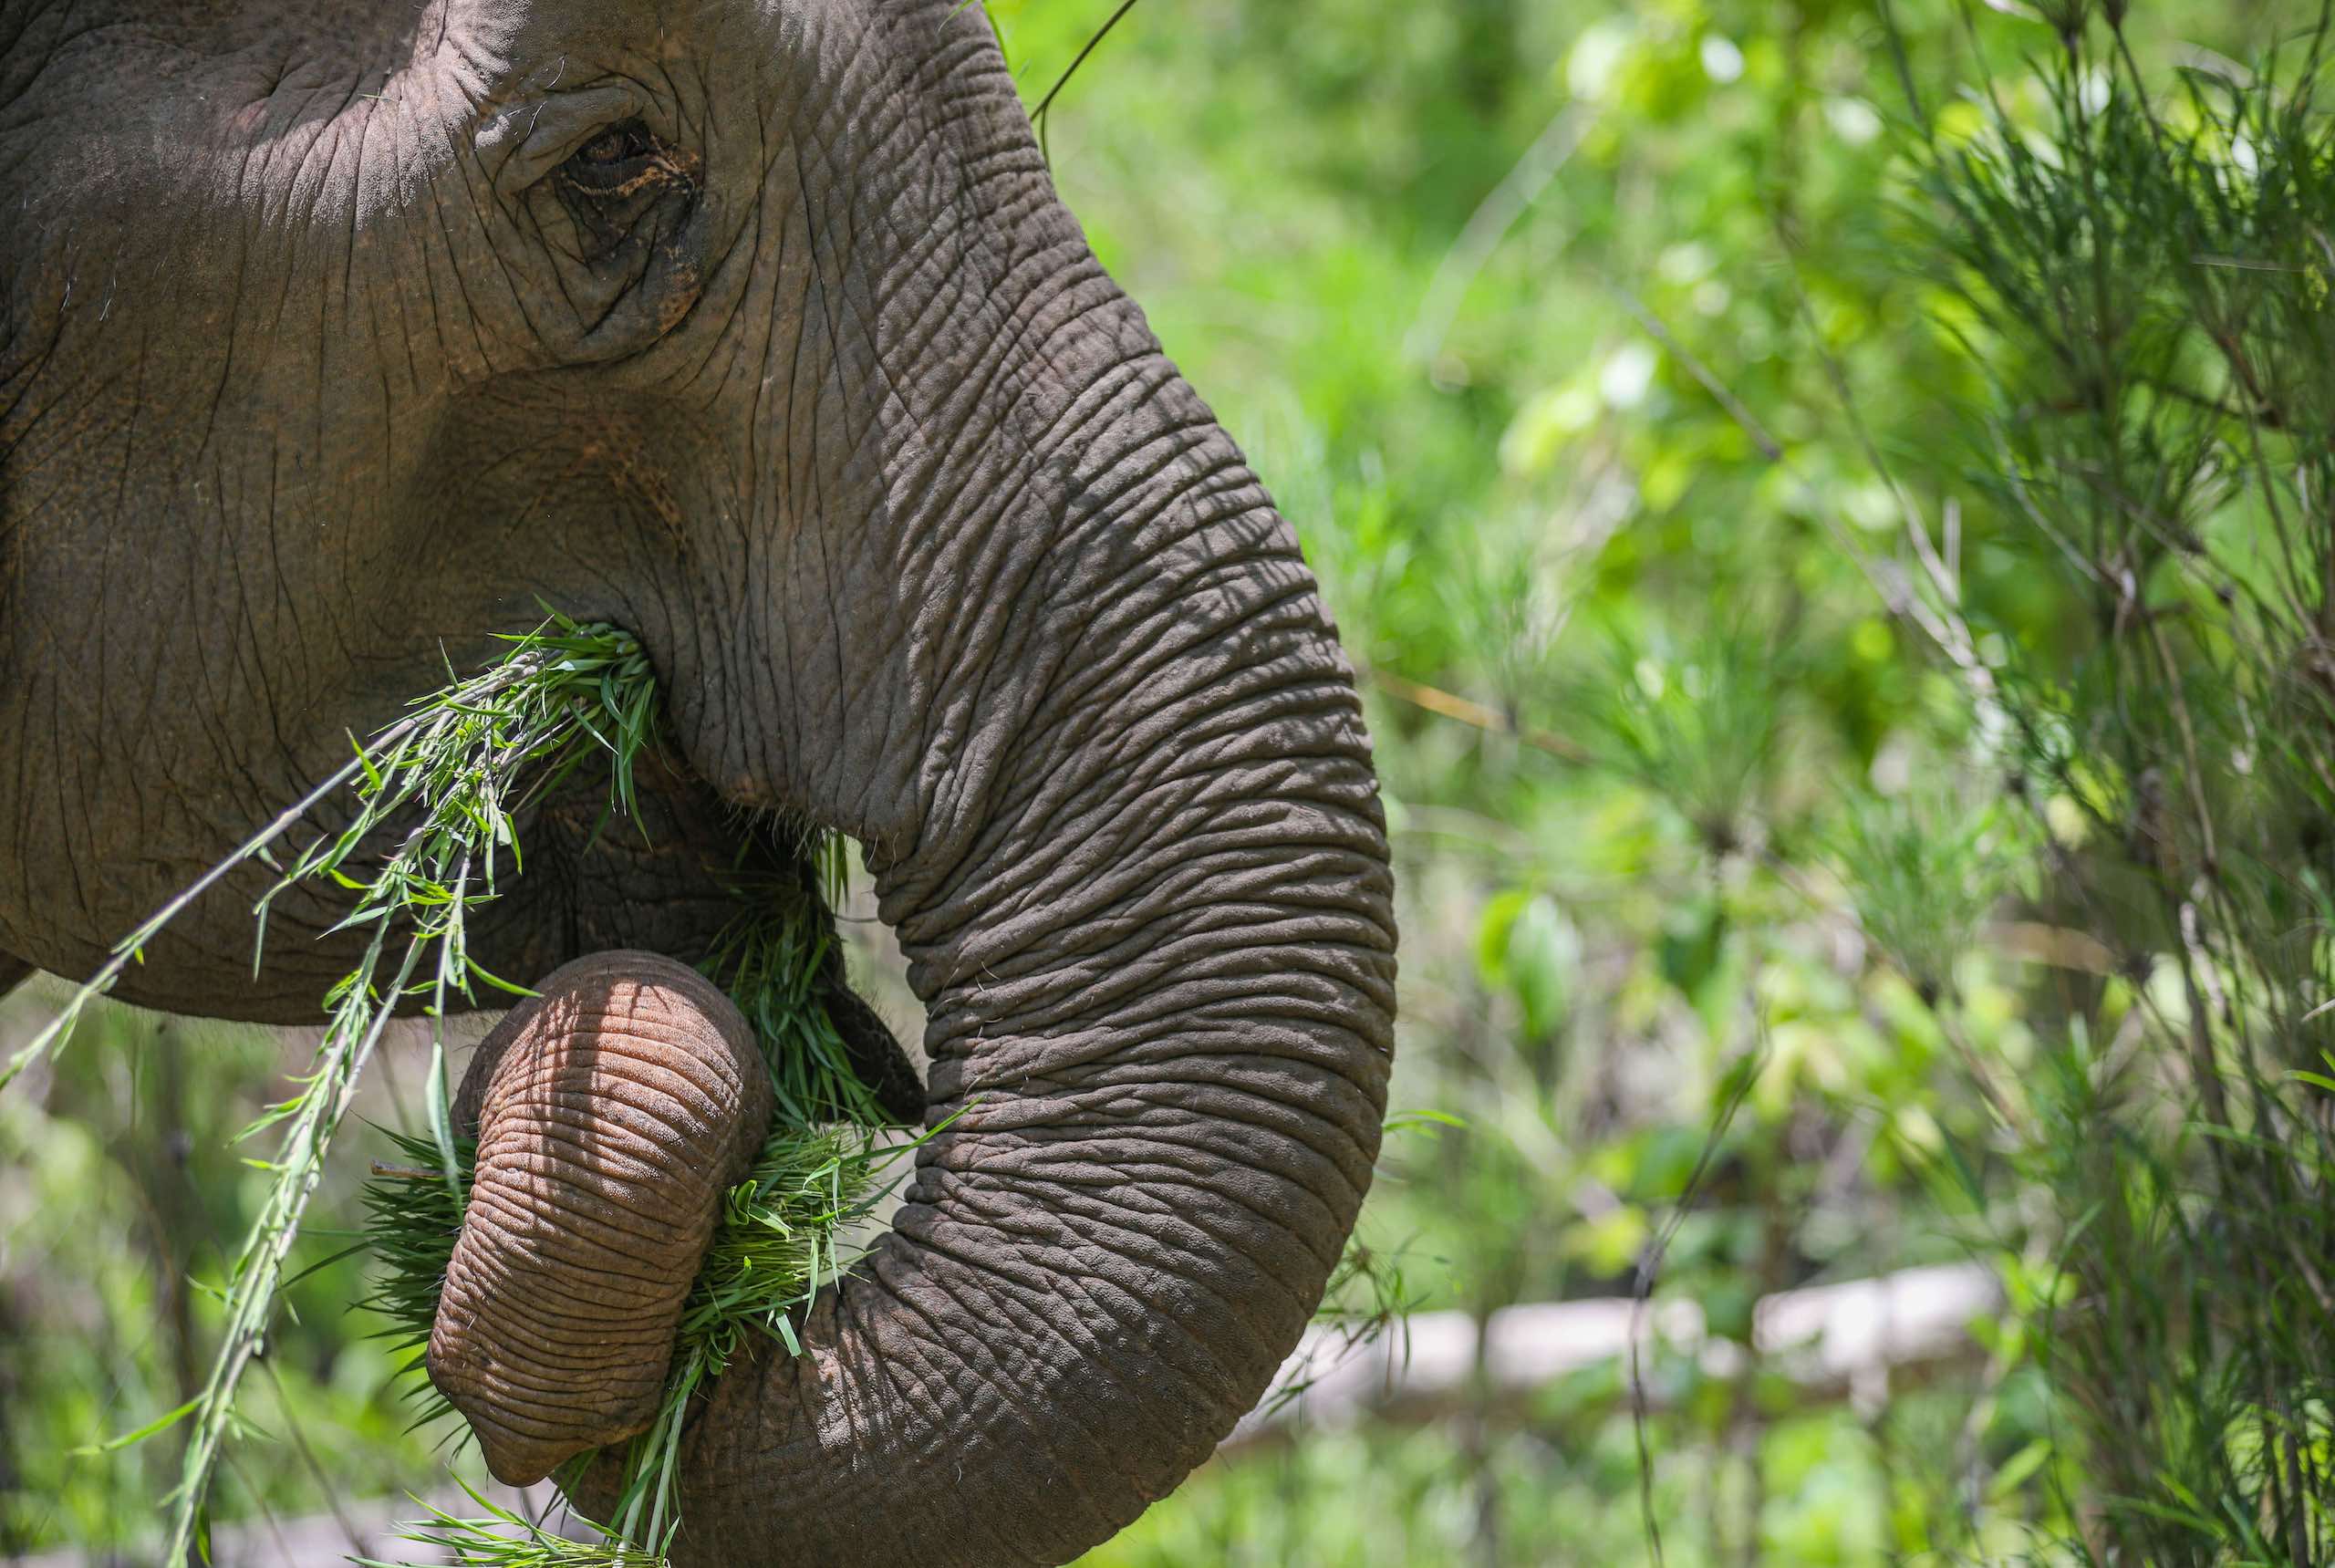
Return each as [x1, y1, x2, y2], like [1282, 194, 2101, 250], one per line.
[0, 2, 1396, 1563]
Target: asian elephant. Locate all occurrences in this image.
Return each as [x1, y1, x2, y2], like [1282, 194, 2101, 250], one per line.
[0, 2, 1396, 1563]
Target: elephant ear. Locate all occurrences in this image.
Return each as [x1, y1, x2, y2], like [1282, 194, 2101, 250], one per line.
[0, 956, 28, 998]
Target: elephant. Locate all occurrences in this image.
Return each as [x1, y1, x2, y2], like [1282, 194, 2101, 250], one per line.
[0, 2, 1397, 1564]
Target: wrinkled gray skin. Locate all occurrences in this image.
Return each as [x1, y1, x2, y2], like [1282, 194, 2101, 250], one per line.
[0, 2, 1396, 1563]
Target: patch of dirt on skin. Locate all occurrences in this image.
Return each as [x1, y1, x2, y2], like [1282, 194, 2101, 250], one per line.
[658, 257, 703, 335]
[610, 144, 701, 200]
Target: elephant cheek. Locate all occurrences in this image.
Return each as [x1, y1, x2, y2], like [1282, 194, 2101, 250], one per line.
[426, 953, 773, 1487]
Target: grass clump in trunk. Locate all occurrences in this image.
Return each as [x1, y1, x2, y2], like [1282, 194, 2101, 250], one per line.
[358, 1117, 906, 1565]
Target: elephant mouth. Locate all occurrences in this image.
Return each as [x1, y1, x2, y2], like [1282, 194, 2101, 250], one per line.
[71, 691, 925, 1127]
[496, 745, 772, 971]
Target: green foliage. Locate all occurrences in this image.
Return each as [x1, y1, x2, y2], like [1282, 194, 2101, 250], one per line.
[355, 1481, 659, 1568]
[9, 0, 2330, 1563]
[704, 909, 891, 1129]
[359, 1128, 477, 1398]
[675, 1126, 883, 1366]
[1900, 5, 2335, 1557]
[1832, 784, 2024, 1005]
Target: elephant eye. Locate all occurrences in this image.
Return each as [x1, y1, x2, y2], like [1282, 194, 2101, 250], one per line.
[561, 120, 671, 192]
[545, 116, 702, 275]
[576, 123, 654, 168]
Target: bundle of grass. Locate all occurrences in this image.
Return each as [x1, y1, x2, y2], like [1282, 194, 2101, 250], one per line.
[359, 1118, 903, 1565]
[3, 616, 898, 1565]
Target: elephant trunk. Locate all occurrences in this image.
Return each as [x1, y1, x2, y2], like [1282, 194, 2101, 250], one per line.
[430, 954, 773, 1487]
[638, 363, 1399, 1564]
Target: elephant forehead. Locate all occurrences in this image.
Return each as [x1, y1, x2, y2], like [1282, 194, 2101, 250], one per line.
[3, 5, 589, 228]
[0, 0, 850, 185]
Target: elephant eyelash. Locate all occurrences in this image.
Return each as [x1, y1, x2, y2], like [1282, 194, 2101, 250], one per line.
[558, 119, 691, 199]
[574, 120, 657, 171]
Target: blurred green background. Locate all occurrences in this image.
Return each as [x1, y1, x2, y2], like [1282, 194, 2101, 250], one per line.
[5, 0, 2328, 1563]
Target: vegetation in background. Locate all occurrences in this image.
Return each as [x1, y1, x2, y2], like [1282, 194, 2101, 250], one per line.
[6, 0, 2334, 1563]
[1895, 5, 2335, 1556]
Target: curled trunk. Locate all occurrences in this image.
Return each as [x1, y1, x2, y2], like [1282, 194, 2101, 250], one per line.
[431, 954, 773, 1486]
[626, 387, 1396, 1563]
